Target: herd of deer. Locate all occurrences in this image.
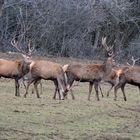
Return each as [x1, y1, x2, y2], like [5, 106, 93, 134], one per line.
[0, 36, 140, 101]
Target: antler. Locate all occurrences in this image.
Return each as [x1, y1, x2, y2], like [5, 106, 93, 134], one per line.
[11, 36, 27, 55]
[28, 40, 35, 56]
[11, 36, 35, 58]
[101, 37, 114, 57]
[127, 56, 139, 67]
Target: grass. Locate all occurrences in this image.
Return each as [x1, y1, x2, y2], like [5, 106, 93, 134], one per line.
[0, 78, 140, 140]
[0, 52, 139, 140]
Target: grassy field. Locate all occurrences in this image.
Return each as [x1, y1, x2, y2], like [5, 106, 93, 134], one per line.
[0, 78, 140, 140]
[0, 53, 140, 140]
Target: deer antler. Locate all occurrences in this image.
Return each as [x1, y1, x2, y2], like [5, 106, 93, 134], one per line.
[101, 37, 114, 57]
[28, 40, 35, 56]
[127, 56, 139, 67]
[11, 36, 36, 58]
[11, 36, 26, 55]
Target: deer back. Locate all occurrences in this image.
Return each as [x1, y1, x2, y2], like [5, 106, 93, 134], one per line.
[124, 66, 140, 83]
[30, 60, 64, 79]
[0, 59, 30, 78]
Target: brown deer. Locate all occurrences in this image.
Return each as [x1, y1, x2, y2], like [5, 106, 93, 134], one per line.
[23, 60, 68, 99]
[53, 64, 104, 100]
[63, 37, 115, 101]
[104, 68, 125, 97]
[114, 56, 140, 101]
[0, 54, 30, 96]
[11, 37, 44, 96]
[105, 56, 139, 97]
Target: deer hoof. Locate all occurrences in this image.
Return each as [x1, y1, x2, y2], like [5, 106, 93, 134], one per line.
[114, 98, 117, 101]
[124, 98, 127, 101]
[24, 94, 26, 98]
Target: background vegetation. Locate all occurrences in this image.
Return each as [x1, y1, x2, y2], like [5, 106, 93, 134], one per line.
[0, 0, 140, 62]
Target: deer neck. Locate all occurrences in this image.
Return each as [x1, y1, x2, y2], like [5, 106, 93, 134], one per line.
[102, 61, 113, 77]
[22, 61, 31, 76]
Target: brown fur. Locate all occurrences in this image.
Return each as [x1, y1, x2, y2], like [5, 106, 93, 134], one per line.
[0, 59, 30, 96]
[64, 57, 115, 101]
[102, 66, 130, 98]
[114, 66, 140, 101]
[24, 60, 67, 99]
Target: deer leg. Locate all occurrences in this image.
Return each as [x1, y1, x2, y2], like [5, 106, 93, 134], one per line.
[53, 80, 60, 100]
[70, 89, 75, 100]
[88, 82, 93, 101]
[24, 78, 35, 98]
[32, 79, 42, 94]
[66, 80, 75, 100]
[114, 83, 122, 101]
[114, 75, 126, 101]
[99, 84, 104, 98]
[15, 79, 20, 96]
[121, 84, 127, 101]
[19, 78, 26, 90]
[53, 87, 60, 100]
[57, 78, 65, 100]
[32, 84, 35, 94]
[33, 79, 41, 98]
[53, 88, 59, 99]
[94, 82, 100, 101]
[40, 80, 43, 95]
[138, 86, 140, 92]
[107, 83, 114, 97]
[22, 77, 27, 89]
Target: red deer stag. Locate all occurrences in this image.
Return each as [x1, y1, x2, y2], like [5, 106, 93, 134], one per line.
[11, 37, 43, 96]
[53, 64, 104, 100]
[105, 56, 139, 97]
[114, 56, 140, 101]
[63, 37, 115, 101]
[0, 38, 32, 96]
[105, 67, 126, 97]
[23, 60, 68, 99]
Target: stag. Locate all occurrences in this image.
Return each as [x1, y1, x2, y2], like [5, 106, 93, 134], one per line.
[53, 64, 104, 100]
[23, 60, 67, 99]
[11, 37, 44, 95]
[114, 56, 140, 101]
[105, 56, 139, 97]
[63, 37, 115, 101]
[0, 37, 32, 96]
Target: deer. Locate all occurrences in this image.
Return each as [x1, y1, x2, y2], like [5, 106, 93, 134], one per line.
[113, 56, 140, 101]
[105, 56, 139, 97]
[53, 64, 104, 100]
[61, 37, 115, 101]
[104, 67, 126, 97]
[10, 36, 43, 95]
[23, 60, 68, 99]
[0, 38, 32, 96]
[11, 37, 67, 99]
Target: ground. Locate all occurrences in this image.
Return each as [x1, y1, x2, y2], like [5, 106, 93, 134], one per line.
[0, 53, 140, 140]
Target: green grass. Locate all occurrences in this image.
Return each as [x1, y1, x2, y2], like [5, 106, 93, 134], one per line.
[0, 78, 140, 140]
